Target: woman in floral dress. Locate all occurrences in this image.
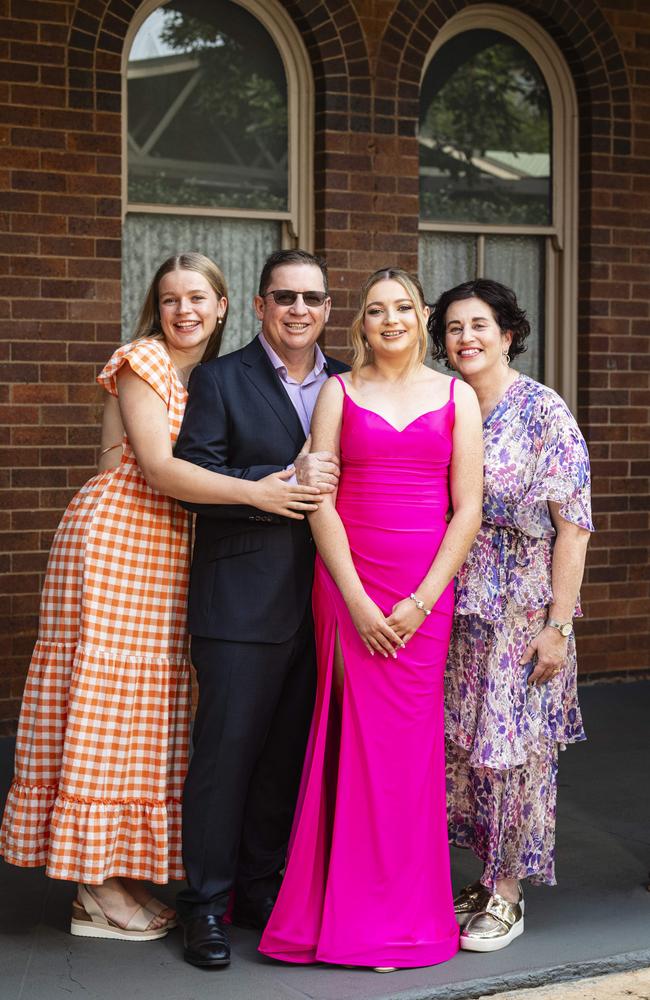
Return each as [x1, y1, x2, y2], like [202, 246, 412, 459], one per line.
[0, 253, 320, 942]
[428, 279, 593, 952]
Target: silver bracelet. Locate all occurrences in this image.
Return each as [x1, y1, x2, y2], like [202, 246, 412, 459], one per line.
[409, 593, 431, 616]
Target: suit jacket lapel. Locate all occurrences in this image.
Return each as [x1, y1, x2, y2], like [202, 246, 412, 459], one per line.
[241, 337, 306, 445]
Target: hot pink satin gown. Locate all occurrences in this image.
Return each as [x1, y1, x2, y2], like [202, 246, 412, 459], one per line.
[259, 375, 460, 969]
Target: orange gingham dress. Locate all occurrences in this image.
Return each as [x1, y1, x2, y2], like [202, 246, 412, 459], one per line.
[0, 338, 192, 883]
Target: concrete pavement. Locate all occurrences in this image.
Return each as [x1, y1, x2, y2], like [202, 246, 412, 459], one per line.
[2, 679, 649, 1000]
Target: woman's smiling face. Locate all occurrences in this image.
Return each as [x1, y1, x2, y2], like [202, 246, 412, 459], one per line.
[444, 296, 512, 379]
[362, 278, 426, 360]
[158, 268, 225, 358]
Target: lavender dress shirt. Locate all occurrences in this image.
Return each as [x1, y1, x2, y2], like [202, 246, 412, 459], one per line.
[258, 333, 329, 435]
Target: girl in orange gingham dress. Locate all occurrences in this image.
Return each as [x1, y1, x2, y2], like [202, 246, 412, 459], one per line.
[0, 253, 319, 942]
[1, 336, 192, 888]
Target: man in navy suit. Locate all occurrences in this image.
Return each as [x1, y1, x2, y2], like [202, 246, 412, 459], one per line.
[174, 249, 348, 967]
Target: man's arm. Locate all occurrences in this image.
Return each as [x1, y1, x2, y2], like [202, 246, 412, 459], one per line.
[174, 362, 284, 519]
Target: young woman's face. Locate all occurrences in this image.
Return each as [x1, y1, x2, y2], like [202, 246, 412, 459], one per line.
[362, 279, 426, 360]
[444, 296, 512, 379]
[158, 269, 226, 356]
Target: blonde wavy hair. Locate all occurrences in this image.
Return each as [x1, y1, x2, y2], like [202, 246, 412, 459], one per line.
[350, 268, 429, 376]
[131, 252, 229, 364]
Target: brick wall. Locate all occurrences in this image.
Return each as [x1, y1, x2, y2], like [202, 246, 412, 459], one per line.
[0, 0, 122, 729]
[575, 2, 650, 673]
[0, 0, 648, 728]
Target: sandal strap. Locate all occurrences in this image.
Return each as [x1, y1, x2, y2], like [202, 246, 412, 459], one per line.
[79, 884, 154, 933]
[78, 885, 108, 924]
[123, 904, 157, 932]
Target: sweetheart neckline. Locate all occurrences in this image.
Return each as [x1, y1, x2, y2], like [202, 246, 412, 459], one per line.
[343, 392, 453, 434]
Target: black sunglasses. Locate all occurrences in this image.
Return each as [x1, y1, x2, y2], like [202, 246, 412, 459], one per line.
[263, 289, 329, 307]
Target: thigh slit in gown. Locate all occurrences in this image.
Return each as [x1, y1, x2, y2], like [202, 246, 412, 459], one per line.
[260, 376, 460, 969]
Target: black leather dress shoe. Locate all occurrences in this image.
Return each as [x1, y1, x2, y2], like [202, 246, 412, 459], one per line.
[231, 895, 276, 930]
[183, 914, 230, 968]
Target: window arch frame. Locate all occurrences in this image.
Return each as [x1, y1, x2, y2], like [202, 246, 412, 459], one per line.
[419, 4, 579, 411]
[121, 0, 314, 250]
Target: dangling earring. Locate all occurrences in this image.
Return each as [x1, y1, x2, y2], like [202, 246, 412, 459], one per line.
[502, 350, 510, 366]
[363, 337, 372, 352]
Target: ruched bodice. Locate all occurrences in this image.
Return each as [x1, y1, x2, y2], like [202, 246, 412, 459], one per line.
[337, 393, 453, 514]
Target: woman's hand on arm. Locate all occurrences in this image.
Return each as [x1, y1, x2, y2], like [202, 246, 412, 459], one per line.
[307, 377, 403, 658]
[116, 365, 321, 519]
[387, 379, 483, 640]
[522, 502, 591, 685]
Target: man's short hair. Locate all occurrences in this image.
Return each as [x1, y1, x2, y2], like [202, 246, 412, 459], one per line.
[258, 249, 329, 296]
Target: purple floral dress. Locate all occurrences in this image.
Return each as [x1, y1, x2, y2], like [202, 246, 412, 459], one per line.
[445, 374, 594, 891]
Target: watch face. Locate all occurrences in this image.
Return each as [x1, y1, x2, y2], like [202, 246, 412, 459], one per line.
[560, 623, 573, 637]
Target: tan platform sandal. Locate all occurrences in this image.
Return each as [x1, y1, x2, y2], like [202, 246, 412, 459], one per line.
[70, 885, 169, 941]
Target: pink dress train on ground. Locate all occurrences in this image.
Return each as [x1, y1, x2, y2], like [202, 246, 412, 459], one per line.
[259, 375, 460, 969]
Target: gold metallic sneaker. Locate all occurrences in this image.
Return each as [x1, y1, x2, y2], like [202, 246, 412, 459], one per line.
[459, 885, 524, 952]
[453, 880, 492, 927]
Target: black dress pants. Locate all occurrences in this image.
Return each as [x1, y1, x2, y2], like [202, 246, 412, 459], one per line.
[176, 609, 316, 919]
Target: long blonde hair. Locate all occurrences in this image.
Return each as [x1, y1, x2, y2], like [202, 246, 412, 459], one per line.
[350, 268, 429, 376]
[131, 252, 229, 363]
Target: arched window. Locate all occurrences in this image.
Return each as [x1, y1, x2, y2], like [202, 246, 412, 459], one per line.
[419, 6, 578, 408]
[122, 0, 313, 353]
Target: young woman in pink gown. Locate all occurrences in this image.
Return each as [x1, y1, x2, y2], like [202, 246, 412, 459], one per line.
[260, 268, 483, 970]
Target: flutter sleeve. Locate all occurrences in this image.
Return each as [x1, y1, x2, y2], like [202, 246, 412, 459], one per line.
[515, 388, 594, 538]
[96, 338, 172, 406]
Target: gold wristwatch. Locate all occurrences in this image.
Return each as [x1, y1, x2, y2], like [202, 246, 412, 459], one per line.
[546, 618, 573, 638]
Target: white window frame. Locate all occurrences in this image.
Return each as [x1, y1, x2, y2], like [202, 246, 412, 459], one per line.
[420, 4, 578, 411]
[121, 0, 314, 250]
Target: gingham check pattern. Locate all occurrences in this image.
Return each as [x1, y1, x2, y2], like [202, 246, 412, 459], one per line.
[0, 339, 192, 883]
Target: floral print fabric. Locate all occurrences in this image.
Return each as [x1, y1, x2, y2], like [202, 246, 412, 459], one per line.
[445, 374, 593, 887]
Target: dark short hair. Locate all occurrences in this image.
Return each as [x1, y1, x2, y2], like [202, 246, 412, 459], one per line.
[428, 278, 530, 366]
[258, 249, 329, 296]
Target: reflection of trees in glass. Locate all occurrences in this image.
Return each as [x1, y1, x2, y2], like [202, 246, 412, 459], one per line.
[420, 31, 551, 225]
[161, 10, 287, 139]
[127, 0, 288, 211]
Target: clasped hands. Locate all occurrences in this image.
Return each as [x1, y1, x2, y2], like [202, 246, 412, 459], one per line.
[349, 594, 428, 658]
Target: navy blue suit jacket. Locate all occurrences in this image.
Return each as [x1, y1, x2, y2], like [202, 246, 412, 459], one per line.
[174, 335, 348, 644]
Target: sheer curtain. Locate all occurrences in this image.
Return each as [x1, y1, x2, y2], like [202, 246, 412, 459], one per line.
[122, 214, 282, 355]
[419, 231, 544, 380]
[419, 233, 477, 305]
[419, 233, 477, 372]
[484, 235, 544, 380]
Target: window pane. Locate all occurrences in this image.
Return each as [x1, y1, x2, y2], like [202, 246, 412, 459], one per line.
[419, 233, 477, 372]
[122, 213, 281, 355]
[484, 235, 545, 380]
[420, 30, 551, 225]
[419, 232, 477, 304]
[127, 1, 288, 212]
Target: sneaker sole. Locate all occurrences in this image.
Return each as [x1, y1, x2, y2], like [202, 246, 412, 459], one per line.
[460, 916, 524, 953]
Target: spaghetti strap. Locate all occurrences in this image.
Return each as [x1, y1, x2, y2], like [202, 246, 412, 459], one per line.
[332, 373, 347, 395]
[449, 377, 456, 402]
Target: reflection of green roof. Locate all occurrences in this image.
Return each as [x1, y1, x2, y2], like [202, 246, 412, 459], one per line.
[484, 151, 550, 177]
